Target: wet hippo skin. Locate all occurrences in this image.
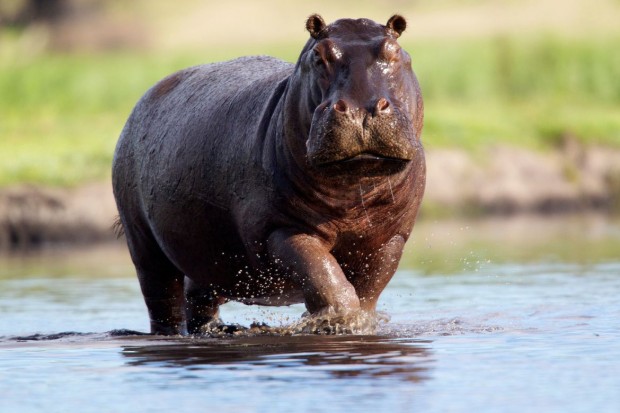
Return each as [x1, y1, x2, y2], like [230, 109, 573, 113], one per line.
[112, 14, 425, 335]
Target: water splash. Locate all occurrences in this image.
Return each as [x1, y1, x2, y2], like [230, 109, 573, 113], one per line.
[291, 309, 390, 335]
[195, 310, 390, 338]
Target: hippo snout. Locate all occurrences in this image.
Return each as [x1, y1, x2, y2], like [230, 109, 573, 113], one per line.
[307, 100, 416, 168]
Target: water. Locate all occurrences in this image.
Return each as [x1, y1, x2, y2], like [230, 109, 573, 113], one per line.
[1, 215, 619, 413]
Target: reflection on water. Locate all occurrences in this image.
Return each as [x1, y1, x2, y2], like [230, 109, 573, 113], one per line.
[122, 335, 433, 382]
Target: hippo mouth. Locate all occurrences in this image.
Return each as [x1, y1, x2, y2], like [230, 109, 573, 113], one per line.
[317, 151, 412, 167]
[343, 152, 410, 163]
[312, 151, 412, 176]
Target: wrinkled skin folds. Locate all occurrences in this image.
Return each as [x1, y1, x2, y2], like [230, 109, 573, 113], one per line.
[112, 14, 426, 335]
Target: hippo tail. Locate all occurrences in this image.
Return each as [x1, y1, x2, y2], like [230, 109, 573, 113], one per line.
[112, 215, 125, 239]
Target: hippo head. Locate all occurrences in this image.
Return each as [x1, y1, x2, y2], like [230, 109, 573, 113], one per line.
[297, 14, 423, 173]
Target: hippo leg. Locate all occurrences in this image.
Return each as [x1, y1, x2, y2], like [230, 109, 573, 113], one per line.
[122, 223, 186, 335]
[185, 279, 226, 334]
[268, 230, 361, 315]
[348, 235, 406, 311]
[138, 270, 186, 335]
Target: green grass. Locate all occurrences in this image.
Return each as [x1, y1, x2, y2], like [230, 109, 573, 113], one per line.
[408, 35, 620, 149]
[1, 52, 201, 186]
[1, 35, 620, 187]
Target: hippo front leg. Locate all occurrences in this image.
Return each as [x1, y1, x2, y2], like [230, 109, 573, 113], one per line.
[347, 234, 406, 312]
[268, 230, 361, 316]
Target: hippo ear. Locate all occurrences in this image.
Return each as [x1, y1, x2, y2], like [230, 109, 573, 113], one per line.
[306, 14, 327, 39]
[386, 15, 407, 38]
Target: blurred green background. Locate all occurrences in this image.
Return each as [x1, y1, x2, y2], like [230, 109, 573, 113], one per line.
[1, 0, 619, 187]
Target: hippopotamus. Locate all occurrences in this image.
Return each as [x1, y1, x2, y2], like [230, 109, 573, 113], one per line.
[112, 14, 425, 335]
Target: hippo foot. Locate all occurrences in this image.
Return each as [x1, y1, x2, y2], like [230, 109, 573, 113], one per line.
[194, 321, 273, 337]
[194, 320, 244, 337]
[293, 309, 389, 335]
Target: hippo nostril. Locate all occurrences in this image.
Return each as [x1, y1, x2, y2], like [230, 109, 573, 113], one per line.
[333, 99, 349, 114]
[375, 98, 391, 115]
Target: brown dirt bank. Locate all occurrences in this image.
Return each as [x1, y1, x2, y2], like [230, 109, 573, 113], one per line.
[0, 182, 118, 251]
[425, 145, 620, 215]
[1, 145, 619, 251]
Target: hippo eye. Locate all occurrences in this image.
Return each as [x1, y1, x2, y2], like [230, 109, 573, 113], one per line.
[381, 40, 402, 63]
[392, 47, 402, 62]
[312, 49, 327, 70]
[312, 41, 342, 70]
[312, 48, 327, 68]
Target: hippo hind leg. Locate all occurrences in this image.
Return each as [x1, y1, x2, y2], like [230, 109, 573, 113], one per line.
[184, 278, 226, 334]
[121, 220, 187, 335]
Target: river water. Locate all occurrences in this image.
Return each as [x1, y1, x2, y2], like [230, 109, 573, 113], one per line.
[0, 215, 618, 413]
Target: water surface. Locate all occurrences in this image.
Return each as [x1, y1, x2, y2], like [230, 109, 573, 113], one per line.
[1, 215, 618, 413]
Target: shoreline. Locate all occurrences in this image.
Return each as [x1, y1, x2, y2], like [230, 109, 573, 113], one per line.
[2, 145, 619, 251]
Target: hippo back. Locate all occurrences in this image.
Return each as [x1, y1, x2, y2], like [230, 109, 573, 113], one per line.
[115, 57, 294, 205]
